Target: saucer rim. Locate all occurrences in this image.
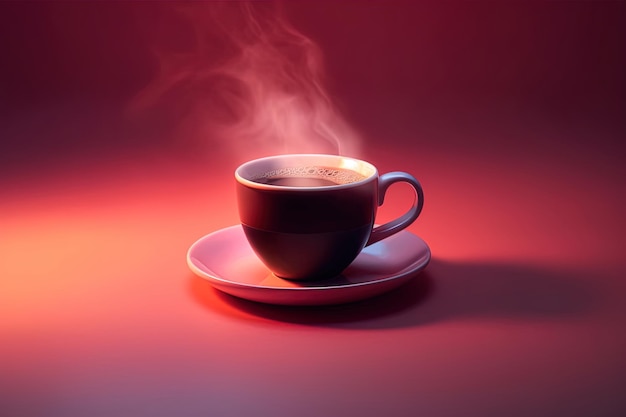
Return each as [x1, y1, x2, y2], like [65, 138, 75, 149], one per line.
[186, 225, 431, 292]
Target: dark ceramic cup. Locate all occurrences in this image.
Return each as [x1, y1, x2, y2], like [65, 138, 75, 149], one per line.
[235, 154, 424, 280]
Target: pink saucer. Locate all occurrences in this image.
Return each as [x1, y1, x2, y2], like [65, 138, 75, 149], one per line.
[187, 225, 430, 306]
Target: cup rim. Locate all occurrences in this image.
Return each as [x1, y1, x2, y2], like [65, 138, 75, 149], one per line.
[235, 153, 378, 191]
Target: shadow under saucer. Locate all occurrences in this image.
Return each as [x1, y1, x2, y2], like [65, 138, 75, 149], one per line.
[189, 258, 600, 330]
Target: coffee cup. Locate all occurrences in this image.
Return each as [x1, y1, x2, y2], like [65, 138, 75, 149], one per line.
[235, 154, 424, 280]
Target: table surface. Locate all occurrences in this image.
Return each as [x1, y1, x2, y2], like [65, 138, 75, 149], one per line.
[1, 2, 625, 416]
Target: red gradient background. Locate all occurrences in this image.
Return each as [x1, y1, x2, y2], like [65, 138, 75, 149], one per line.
[1, 2, 625, 416]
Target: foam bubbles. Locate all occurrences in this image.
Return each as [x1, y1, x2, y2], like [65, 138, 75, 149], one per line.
[253, 166, 366, 185]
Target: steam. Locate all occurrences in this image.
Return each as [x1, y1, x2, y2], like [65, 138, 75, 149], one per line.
[130, 2, 361, 158]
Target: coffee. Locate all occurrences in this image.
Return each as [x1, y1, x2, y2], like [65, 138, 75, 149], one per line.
[252, 166, 366, 187]
[256, 177, 341, 187]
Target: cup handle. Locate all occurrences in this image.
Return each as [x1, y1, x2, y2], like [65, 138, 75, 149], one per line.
[366, 172, 424, 246]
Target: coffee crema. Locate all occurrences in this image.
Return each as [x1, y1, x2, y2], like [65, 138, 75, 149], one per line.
[252, 166, 367, 187]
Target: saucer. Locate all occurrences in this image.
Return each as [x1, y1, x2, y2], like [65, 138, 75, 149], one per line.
[187, 225, 431, 306]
